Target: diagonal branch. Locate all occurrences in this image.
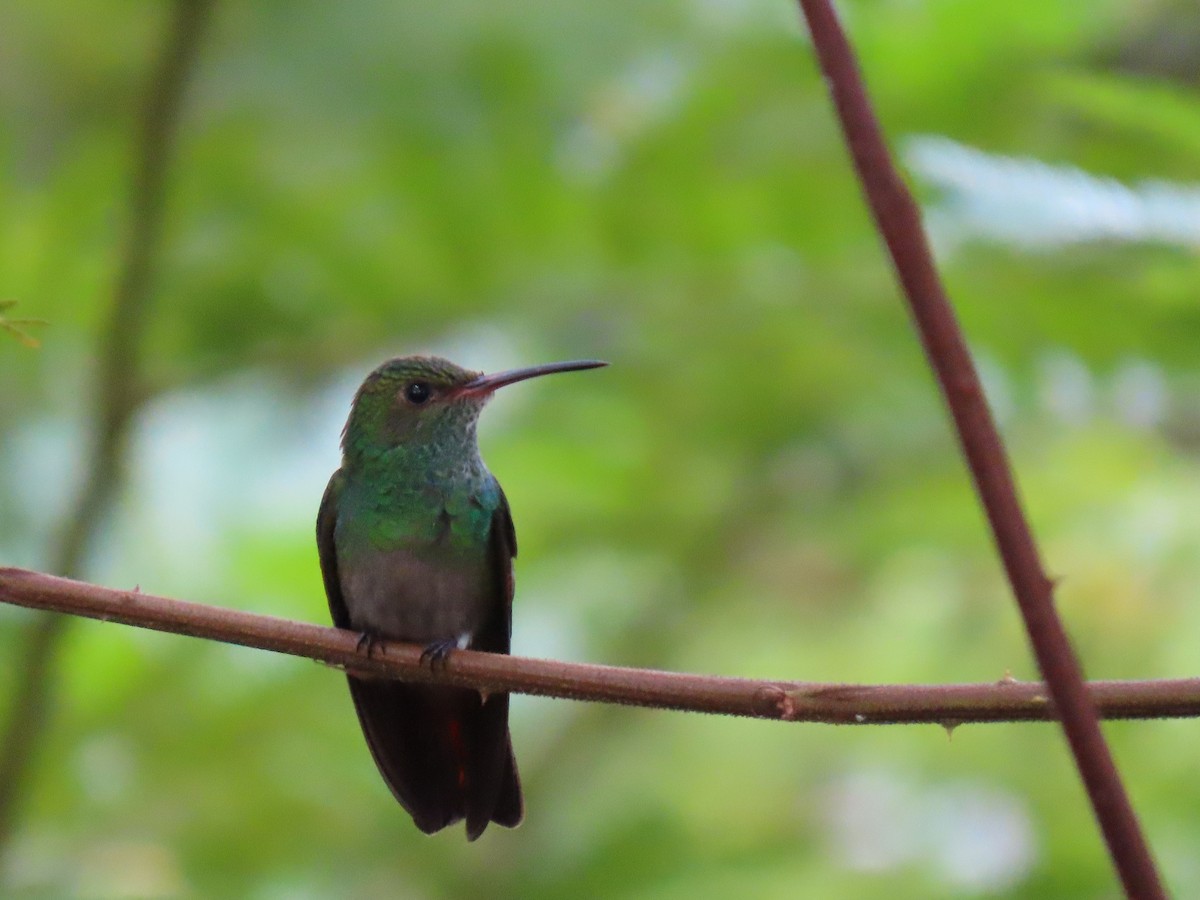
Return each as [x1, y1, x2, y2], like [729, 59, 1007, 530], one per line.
[794, 2, 1164, 897]
[3, 567, 1200, 726]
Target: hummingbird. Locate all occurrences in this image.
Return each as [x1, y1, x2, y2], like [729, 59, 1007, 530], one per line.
[316, 355, 606, 839]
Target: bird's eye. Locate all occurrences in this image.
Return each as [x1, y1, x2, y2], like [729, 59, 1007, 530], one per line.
[404, 381, 432, 405]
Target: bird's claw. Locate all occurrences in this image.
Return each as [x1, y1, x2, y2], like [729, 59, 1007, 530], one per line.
[356, 631, 383, 658]
[420, 637, 458, 669]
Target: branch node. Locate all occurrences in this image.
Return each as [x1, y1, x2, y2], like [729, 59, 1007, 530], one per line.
[754, 685, 797, 721]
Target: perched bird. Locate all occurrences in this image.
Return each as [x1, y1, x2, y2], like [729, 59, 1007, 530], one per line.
[317, 355, 606, 839]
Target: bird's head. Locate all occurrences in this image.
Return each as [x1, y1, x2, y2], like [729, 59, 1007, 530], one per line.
[341, 355, 606, 462]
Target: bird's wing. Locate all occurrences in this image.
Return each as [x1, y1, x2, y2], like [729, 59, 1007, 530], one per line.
[460, 481, 523, 836]
[316, 468, 350, 629]
[474, 483, 517, 654]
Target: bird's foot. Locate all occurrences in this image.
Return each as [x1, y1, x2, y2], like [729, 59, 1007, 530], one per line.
[356, 631, 384, 658]
[420, 637, 459, 669]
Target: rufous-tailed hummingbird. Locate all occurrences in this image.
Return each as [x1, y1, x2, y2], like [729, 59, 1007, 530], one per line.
[317, 355, 606, 839]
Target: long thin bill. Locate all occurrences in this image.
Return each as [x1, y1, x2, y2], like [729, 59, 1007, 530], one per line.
[461, 359, 608, 395]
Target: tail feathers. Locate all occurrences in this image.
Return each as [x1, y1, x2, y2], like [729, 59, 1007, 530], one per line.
[463, 692, 522, 839]
[490, 737, 523, 828]
[347, 676, 523, 839]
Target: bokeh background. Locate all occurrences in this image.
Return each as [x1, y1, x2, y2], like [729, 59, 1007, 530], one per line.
[3, 0, 1200, 896]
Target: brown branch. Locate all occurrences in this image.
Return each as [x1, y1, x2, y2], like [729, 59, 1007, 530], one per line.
[793, 2, 1164, 897]
[0, 0, 215, 852]
[3, 567, 1200, 726]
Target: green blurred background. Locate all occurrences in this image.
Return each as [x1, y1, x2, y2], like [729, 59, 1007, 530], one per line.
[2, 0, 1200, 896]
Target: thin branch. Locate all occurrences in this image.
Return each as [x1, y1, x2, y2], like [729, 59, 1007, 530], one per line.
[0, 0, 214, 852]
[3, 567, 1200, 726]
[794, 2, 1164, 897]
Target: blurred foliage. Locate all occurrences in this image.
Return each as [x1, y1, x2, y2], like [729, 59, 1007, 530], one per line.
[2, 0, 1200, 896]
[0, 300, 46, 349]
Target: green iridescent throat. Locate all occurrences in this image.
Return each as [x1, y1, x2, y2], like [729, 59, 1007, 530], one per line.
[337, 359, 498, 555]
